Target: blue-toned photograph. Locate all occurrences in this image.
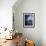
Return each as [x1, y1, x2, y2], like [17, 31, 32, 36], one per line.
[25, 15, 33, 25]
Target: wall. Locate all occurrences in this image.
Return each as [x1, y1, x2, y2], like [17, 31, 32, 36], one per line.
[40, 0, 46, 46]
[13, 0, 41, 46]
[0, 0, 17, 30]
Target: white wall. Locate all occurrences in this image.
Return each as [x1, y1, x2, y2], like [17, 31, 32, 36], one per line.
[40, 0, 46, 46]
[13, 0, 41, 46]
[0, 0, 17, 30]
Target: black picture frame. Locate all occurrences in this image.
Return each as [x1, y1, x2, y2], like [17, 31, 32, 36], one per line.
[23, 13, 35, 28]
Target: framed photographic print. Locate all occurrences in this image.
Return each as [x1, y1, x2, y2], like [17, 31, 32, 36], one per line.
[23, 13, 35, 28]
